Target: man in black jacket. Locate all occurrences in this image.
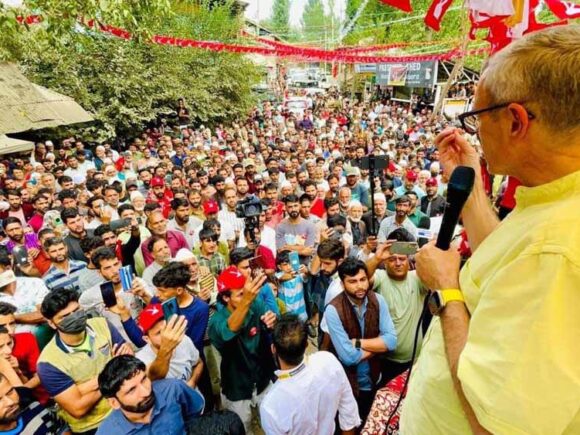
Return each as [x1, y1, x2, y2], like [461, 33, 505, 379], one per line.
[420, 178, 446, 217]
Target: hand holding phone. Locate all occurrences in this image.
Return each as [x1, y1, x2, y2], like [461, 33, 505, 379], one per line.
[100, 282, 117, 308]
[289, 251, 300, 272]
[390, 241, 418, 256]
[162, 297, 179, 321]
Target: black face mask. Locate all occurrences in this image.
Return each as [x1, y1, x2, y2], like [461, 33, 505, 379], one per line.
[57, 309, 88, 334]
[119, 392, 156, 414]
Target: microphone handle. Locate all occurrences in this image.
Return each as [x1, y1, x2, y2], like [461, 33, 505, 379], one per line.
[435, 202, 462, 251]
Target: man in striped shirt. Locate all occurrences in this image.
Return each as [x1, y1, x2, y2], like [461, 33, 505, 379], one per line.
[42, 237, 87, 295]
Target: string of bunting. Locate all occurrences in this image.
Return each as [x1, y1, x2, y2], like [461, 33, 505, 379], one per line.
[16, 16, 489, 63]
[92, 21, 488, 63]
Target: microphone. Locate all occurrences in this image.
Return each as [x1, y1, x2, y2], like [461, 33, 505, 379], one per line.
[436, 166, 476, 251]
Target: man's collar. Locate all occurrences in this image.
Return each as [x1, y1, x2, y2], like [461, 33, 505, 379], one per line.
[275, 358, 307, 380]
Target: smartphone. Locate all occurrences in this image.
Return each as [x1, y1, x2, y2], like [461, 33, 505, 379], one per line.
[100, 282, 117, 308]
[119, 266, 133, 292]
[24, 232, 39, 250]
[288, 251, 300, 272]
[162, 297, 179, 320]
[390, 241, 419, 256]
[12, 246, 29, 267]
[248, 255, 263, 278]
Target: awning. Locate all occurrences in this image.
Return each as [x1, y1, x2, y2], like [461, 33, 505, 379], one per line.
[0, 63, 94, 135]
[0, 135, 34, 155]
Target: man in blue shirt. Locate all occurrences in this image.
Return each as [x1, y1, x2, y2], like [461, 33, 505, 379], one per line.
[97, 355, 204, 434]
[323, 258, 397, 425]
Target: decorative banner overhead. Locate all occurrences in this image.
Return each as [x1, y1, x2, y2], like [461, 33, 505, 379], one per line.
[16, 15, 489, 63]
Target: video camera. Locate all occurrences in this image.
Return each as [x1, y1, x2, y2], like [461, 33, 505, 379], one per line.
[235, 195, 262, 219]
[236, 195, 263, 245]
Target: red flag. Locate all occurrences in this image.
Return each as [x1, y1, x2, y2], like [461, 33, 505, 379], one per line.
[378, 0, 412, 12]
[424, 0, 454, 31]
[543, 0, 580, 19]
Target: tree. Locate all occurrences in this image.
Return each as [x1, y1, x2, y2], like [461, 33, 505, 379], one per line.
[302, 0, 327, 42]
[270, 0, 290, 37]
[0, 0, 261, 141]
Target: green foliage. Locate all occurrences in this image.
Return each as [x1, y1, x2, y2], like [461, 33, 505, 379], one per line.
[0, 0, 260, 142]
[268, 0, 290, 37]
[343, 0, 486, 70]
[302, 0, 327, 41]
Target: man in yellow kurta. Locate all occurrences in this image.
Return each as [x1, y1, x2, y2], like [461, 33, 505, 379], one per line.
[401, 26, 580, 434]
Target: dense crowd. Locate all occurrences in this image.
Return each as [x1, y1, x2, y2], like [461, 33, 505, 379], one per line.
[0, 87, 486, 435]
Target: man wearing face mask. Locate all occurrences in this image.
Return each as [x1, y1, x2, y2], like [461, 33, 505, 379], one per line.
[37, 288, 133, 435]
[97, 355, 208, 435]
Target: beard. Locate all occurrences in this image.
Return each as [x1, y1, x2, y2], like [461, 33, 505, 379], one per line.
[0, 404, 20, 424]
[350, 216, 361, 223]
[288, 210, 299, 219]
[120, 392, 156, 414]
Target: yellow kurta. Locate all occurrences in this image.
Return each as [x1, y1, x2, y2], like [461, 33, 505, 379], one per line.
[401, 170, 580, 435]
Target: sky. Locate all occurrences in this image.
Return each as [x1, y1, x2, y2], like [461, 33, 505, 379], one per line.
[245, 0, 346, 28]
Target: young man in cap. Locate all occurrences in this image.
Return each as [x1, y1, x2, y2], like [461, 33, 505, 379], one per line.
[147, 177, 173, 219]
[135, 304, 203, 389]
[420, 177, 446, 217]
[394, 170, 426, 199]
[208, 266, 277, 434]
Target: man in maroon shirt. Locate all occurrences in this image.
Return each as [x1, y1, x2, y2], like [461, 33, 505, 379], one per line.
[141, 210, 189, 266]
[27, 193, 50, 233]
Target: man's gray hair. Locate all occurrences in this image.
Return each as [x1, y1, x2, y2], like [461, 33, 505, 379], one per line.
[481, 26, 580, 133]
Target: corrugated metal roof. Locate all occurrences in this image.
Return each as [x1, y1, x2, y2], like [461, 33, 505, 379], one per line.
[0, 135, 34, 155]
[0, 63, 94, 135]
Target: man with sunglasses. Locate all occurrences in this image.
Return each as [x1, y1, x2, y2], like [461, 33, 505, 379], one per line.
[402, 27, 580, 435]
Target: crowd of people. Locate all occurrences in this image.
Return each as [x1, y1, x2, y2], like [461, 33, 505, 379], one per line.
[0, 63, 503, 435]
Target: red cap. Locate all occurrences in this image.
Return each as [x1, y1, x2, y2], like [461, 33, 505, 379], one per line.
[405, 170, 417, 182]
[217, 266, 246, 293]
[150, 177, 165, 187]
[138, 304, 164, 334]
[426, 177, 438, 187]
[203, 200, 219, 215]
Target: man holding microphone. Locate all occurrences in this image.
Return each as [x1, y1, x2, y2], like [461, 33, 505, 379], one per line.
[402, 27, 580, 434]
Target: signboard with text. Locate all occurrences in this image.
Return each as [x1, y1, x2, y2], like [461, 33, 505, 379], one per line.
[376, 61, 438, 88]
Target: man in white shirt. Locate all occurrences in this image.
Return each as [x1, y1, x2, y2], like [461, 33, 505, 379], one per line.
[260, 314, 360, 435]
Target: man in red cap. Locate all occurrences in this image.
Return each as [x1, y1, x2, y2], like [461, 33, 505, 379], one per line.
[208, 267, 276, 434]
[395, 170, 426, 199]
[135, 304, 204, 389]
[147, 176, 173, 218]
[420, 177, 446, 217]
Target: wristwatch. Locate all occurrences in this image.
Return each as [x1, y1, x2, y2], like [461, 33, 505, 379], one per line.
[428, 289, 464, 315]
[355, 338, 361, 349]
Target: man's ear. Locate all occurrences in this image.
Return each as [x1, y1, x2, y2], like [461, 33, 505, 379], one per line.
[47, 319, 58, 331]
[338, 258, 344, 266]
[270, 343, 276, 356]
[107, 397, 121, 410]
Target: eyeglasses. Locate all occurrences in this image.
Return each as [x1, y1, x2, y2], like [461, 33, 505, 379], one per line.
[458, 103, 536, 135]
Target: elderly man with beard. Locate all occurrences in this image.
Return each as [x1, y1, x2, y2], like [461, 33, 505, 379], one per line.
[96, 355, 205, 435]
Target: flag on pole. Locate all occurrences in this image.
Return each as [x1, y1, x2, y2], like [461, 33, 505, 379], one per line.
[378, 0, 412, 12]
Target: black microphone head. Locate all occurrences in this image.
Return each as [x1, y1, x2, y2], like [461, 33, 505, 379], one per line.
[446, 166, 476, 207]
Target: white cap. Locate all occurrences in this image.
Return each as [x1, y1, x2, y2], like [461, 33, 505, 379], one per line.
[172, 248, 196, 262]
[130, 191, 144, 201]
